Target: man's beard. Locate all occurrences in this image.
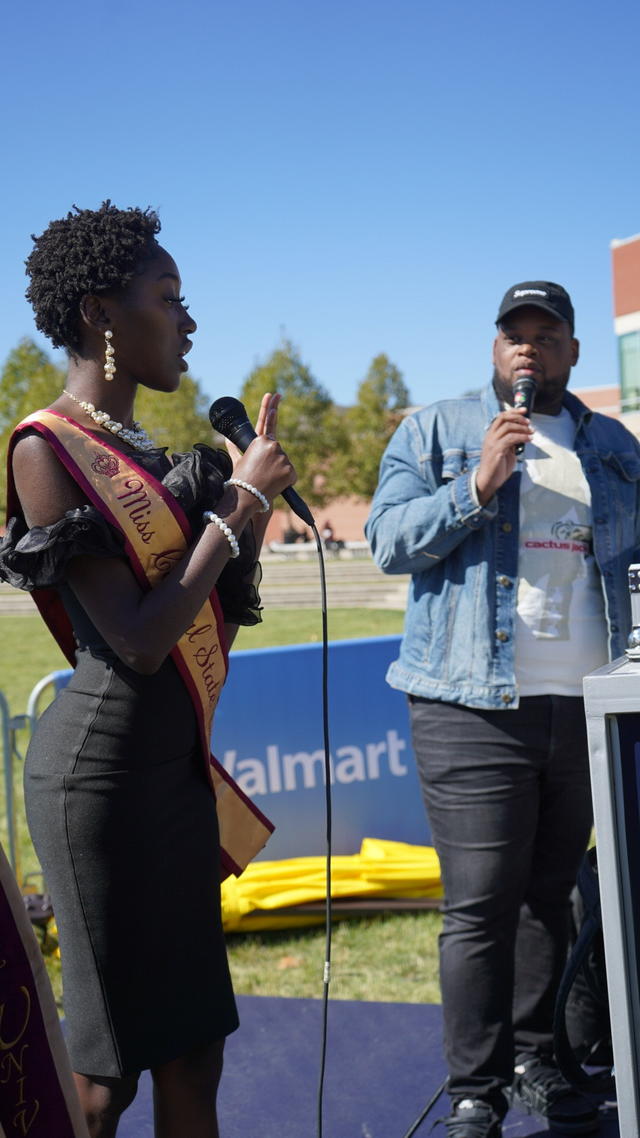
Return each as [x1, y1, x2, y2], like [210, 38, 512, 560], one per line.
[492, 370, 515, 406]
[491, 369, 569, 414]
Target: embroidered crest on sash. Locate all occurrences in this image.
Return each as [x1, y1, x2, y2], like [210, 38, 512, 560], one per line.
[90, 451, 120, 477]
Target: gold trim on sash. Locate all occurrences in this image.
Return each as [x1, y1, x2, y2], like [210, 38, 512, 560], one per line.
[16, 411, 273, 873]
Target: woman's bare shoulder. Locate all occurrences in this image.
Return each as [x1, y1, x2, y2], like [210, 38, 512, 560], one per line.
[12, 430, 87, 526]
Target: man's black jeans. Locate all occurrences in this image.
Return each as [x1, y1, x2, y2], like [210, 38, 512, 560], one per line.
[409, 694, 593, 1105]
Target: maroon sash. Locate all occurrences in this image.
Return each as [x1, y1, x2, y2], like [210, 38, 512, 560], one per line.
[7, 411, 274, 878]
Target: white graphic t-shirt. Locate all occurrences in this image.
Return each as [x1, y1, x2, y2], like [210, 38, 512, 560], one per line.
[514, 408, 608, 695]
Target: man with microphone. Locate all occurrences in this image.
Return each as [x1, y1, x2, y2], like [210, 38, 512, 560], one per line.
[366, 282, 640, 1137]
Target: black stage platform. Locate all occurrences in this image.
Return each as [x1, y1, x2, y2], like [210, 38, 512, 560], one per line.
[119, 996, 619, 1137]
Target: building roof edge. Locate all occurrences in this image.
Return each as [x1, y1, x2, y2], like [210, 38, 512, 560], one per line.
[611, 233, 640, 249]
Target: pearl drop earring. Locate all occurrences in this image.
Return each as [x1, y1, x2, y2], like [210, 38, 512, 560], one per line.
[104, 330, 115, 381]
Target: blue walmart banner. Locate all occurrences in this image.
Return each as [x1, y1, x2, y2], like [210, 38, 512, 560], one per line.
[213, 636, 431, 861]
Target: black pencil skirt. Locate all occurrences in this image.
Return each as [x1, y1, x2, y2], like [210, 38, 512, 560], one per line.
[24, 649, 239, 1077]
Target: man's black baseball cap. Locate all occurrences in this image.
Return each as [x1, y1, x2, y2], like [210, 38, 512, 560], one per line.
[496, 281, 575, 333]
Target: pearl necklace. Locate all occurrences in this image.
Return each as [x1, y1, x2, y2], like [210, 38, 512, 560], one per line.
[63, 390, 157, 452]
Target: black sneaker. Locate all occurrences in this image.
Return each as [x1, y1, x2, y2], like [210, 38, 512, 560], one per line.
[443, 1098, 502, 1137]
[509, 1054, 599, 1134]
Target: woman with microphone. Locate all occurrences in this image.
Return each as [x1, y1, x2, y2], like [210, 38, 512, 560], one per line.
[0, 202, 295, 1137]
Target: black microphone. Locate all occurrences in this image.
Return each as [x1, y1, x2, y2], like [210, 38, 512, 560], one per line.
[209, 396, 315, 527]
[513, 375, 537, 455]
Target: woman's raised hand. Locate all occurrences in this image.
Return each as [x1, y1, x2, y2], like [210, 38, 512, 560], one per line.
[255, 391, 280, 440]
[229, 392, 296, 507]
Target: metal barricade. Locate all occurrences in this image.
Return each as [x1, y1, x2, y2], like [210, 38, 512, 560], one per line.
[1, 670, 72, 886]
[26, 669, 73, 734]
[0, 688, 31, 880]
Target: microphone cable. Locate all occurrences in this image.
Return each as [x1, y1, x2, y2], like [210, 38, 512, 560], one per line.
[267, 519, 447, 1138]
[277, 524, 448, 1138]
[310, 521, 333, 1138]
[399, 1078, 448, 1138]
[305, 526, 447, 1138]
[205, 396, 345, 1133]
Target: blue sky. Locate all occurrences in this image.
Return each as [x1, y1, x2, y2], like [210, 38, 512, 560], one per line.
[1, 0, 638, 411]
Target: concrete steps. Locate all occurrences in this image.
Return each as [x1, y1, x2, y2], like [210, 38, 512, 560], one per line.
[0, 557, 409, 614]
[259, 554, 408, 609]
[0, 584, 38, 615]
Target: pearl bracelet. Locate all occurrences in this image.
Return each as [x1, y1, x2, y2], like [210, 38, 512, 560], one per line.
[202, 511, 240, 558]
[224, 477, 270, 514]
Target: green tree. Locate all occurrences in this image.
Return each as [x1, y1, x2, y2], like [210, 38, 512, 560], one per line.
[239, 339, 336, 506]
[0, 339, 66, 505]
[331, 353, 411, 499]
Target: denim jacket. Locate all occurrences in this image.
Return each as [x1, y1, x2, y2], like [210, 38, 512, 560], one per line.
[366, 382, 640, 708]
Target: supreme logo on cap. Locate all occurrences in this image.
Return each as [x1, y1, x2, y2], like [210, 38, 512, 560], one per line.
[496, 281, 575, 332]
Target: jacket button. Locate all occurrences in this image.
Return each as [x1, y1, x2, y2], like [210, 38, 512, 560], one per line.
[497, 575, 512, 587]
[496, 630, 509, 642]
[501, 693, 514, 704]
[501, 522, 512, 533]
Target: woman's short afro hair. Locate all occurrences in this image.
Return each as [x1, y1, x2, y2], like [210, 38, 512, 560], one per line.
[25, 201, 161, 352]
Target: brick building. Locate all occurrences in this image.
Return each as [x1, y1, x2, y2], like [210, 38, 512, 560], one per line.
[611, 233, 640, 412]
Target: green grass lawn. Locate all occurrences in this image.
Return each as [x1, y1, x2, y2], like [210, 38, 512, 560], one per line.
[0, 610, 405, 714]
[235, 607, 405, 650]
[0, 609, 441, 1009]
[0, 614, 69, 717]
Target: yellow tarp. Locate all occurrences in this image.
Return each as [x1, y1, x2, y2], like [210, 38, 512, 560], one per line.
[221, 837, 442, 932]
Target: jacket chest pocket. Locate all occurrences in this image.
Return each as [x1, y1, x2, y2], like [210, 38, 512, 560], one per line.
[440, 450, 482, 482]
[589, 451, 640, 536]
[602, 450, 640, 484]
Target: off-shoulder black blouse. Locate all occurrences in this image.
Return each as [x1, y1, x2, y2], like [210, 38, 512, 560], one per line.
[0, 442, 262, 627]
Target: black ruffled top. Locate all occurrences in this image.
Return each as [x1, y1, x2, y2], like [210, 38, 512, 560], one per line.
[0, 442, 262, 629]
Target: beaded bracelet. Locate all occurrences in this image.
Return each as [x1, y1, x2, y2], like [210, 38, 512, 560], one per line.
[224, 477, 270, 514]
[202, 511, 240, 558]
